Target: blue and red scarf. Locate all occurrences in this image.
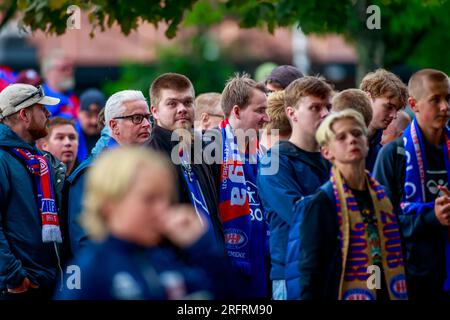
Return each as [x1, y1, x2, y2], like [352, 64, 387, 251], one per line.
[10, 148, 62, 243]
[402, 119, 450, 291]
[218, 119, 266, 275]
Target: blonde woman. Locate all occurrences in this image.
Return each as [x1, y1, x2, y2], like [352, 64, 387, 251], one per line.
[56, 147, 232, 300]
[285, 109, 408, 300]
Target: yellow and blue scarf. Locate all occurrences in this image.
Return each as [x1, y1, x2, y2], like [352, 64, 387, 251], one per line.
[331, 167, 408, 300]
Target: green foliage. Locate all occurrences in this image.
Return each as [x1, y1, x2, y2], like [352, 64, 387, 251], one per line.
[2, 0, 449, 74]
[102, 36, 237, 102]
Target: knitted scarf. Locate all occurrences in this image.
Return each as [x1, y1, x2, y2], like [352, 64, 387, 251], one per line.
[10, 148, 62, 243]
[402, 119, 450, 291]
[331, 167, 408, 300]
[218, 119, 264, 275]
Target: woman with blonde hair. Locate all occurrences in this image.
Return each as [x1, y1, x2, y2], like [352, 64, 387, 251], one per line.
[285, 109, 408, 300]
[56, 147, 232, 300]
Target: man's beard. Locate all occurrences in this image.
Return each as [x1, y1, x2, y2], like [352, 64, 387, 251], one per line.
[29, 121, 48, 140]
[57, 76, 75, 92]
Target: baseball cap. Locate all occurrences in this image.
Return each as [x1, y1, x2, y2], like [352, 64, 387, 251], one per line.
[80, 88, 106, 111]
[265, 65, 304, 89]
[0, 84, 59, 119]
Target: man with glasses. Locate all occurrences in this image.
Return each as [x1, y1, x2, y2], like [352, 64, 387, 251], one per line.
[67, 90, 151, 256]
[0, 84, 67, 299]
[194, 92, 224, 132]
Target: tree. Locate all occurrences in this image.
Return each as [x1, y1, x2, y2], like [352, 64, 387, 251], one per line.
[2, 0, 449, 79]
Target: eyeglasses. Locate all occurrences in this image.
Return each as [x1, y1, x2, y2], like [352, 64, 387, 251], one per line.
[113, 113, 152, 125]
[13, 85, 44, 108]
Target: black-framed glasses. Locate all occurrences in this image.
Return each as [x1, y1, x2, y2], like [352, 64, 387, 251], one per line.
[113, 113, 152, 125]
[13, 85, 44, 108]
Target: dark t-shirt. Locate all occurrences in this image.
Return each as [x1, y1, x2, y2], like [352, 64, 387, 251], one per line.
[350, 187, 389, 301]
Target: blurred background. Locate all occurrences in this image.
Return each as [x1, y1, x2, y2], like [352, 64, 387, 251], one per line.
[0, 0, 449, 98]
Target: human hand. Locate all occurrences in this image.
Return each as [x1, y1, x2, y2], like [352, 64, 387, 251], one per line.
[7, 277, 39, 294]
[435, 185, 450, 226]
[162, 205, 206, 248]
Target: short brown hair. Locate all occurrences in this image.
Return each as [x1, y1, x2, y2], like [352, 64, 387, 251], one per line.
[360, 68, 408, 106]
[149, 73, 194, 108]
[44, 116, 77, 140]
[284, 76, 333, 109]
[265, 90, 291, 135]
[408, 68, 449, 100]
[221, 73, 266, 118]
[332, 89, 373, 127]
[194, 92, 222, 120]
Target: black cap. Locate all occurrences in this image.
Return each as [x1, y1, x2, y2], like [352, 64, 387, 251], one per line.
[265, 65, 304, 89]
[80, 88, 105, 111]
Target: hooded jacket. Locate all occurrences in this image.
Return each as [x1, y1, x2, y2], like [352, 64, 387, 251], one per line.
[0, 123, 66, 291]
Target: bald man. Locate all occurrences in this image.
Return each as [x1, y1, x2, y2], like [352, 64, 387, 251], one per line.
[194, 92, 224, 132]
[374, 69, 450, 300]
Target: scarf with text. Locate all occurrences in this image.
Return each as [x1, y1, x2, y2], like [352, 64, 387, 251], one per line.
[218, 119, 264, 275]
[331, 167, 407, 300]
[10, 147, 62, 243]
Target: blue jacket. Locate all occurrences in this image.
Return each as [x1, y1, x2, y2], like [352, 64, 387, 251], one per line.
[285, 182, 340, 299]
[257, 141, 330, 280]
[366, 129, 382, 172]
[66, 134, 112, 256]
[0, 124, 67, 291]
[373, 137, 449, 300]
[55, 231, 235, 300]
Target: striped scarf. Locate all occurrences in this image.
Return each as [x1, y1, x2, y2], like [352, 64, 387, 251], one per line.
[218, 119, 263, 275]
[402, 119, 450, 291]
[10, 148, 62, 243]
[331, 167, 407, 300]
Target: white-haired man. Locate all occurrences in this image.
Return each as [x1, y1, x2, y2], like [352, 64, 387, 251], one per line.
[67, 90, 151, 255]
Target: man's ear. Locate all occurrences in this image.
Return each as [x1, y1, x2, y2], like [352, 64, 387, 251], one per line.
[286, 106, 296, 122]
[36, 138, 48, 151]
[231, 105, 240, 119]
[408, 97, 418, 113]
[151, 105, 159, 121]
[200, 113, 210, 127]
[109, 119, 119, 136]
[18, 108, 31, 123]
[320, 145, 333, 162]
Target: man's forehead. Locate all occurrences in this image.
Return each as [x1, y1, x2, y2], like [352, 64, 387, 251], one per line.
[50, 124, 77, 135]
[123, 99, 149, 111]
[161, 88, 194, 100]
[423, 78, 450, 97]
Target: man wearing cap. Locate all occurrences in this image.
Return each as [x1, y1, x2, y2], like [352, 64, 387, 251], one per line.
[265, 65, 304, 92]
[76, 88, 105, 161]
[0, 84, 67, 299]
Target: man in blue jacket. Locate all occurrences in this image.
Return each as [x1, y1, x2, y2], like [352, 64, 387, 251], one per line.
[67, 90, 151, 256]
[257, 76, 332, 299]
[0, 84, 66, 299]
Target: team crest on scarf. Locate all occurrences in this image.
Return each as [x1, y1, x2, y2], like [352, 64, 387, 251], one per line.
[218, 119, 266, 275]
[330, 167, 407, 300]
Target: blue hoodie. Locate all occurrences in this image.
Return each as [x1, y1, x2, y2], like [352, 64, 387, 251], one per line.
[257, 140, 330, 281]
[0, 124, 66, 291]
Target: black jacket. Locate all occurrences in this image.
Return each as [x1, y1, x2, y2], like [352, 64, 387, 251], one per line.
[147, 125, 224, 247]
[373, 137, 448, 300]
